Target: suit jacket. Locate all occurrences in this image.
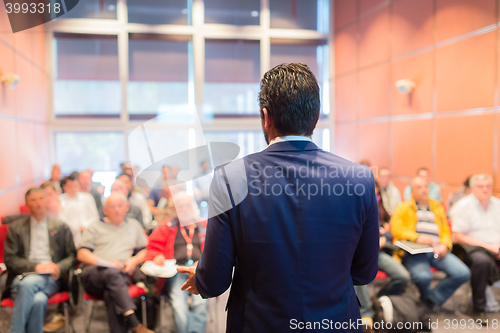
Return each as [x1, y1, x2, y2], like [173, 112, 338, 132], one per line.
[2, 215, 76, 299]
[194, 141, 380, 333]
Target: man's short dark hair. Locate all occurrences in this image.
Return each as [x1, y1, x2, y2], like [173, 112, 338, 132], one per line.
[66, 173, 78, 182]
[25, 187, 44, 203]
[40, 181, 55, 191]
[416, 167, 429, 175]
[259, 63, 320, 136]
[117, 173, 132, 181]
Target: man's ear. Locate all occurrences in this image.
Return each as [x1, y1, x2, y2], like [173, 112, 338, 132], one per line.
[262, 108, 272, 129]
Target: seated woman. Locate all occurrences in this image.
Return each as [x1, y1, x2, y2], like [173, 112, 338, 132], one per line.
[145, 191, 208, 333]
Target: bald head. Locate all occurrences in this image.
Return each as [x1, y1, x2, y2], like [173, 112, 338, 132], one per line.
[104, 192, 129, 225]
[411, 176, 429, 204]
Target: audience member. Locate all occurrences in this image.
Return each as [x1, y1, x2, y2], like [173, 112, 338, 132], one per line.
[447, 176, 471, 210]
[3, 188, 76, 333]
[58, 174, 99, 246]
[117, 173, 152, 228]
[109, 179, 145, 228]
[392, 177, 470, 311]
[79, 170, 103, 212]
[148, 165, 186, 211]
[377, 167, 402, 215]
[49, 164, 62, 194]
[77, 192, 151, 333]
[193, 160, 212, 205]
[145, 192, 207, 333]
[40, 181, 62, 220]
[404, 167, 442, 202]
[450, 174, 500, 323]
[355, 183, 410, 333]
[120, 162, 143, 194]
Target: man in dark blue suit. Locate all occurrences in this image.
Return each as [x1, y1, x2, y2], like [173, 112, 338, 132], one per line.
[178, 63, 379, 332]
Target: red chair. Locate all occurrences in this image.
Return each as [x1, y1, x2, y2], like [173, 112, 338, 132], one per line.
[0, 225, 8, 274]
[83, 284, 147, 333]
[1, 292, 71, 333]
[19, 205, 30, 214]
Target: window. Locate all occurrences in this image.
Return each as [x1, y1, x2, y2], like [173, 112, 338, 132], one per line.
[128, 34, 194, 120]
[204, 0, 260, 26]
[55, 132, 125, 173]
[204, 39, 261, 116]
[270, 0, 329, 32]
[270, 40, 330, 115]
[63, 0, 118, 19]
[53, 33, 121, 117]
[127, 0, 191, 25]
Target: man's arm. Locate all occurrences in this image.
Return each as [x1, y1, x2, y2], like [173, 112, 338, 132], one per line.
[191, 167, 236, 298]
[82, 194, 99, 228]
[4, 225, 37, 274]
[351, 176, 379, 285]
[453, 232, 500, 255]
[390, 205, 419, 242]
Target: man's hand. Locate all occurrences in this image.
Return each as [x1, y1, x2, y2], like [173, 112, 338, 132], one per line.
[109, 260, 125, 270]
[380, 236, 387, 248]
[35, 262, 61, 280]
[435, 243, 448, 259]
[153, 254, 166, 266]
[416, 235, 435, 246]
[485, 244, 500, 258]
[177, 261, 199, 295]
[123, 258, 138, 276]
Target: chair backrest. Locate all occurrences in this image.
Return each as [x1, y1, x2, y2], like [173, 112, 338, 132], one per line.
[0, 225, 8, 264]
[19, 205, 30, 214]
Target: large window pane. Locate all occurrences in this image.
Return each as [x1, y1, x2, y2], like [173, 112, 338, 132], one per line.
[204, 0, 260, 25]
[127, 0, 191, 25]
[55, 132, 125, 173]
[53, 34, 121, 116]
[270, 0, 329, 32]
[64, 0, 117, 19]
[128, 35, 195, 121]
[270, 40, 329, 115]
[204, 39, 260, 116]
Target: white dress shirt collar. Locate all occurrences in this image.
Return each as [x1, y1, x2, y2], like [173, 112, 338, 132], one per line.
[268, 135, 313, 146]
[30, 215, 48, 227]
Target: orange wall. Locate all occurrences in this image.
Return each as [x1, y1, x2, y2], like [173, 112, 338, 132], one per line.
[0, 11, 49, 216]
[333, 0, 499, 207]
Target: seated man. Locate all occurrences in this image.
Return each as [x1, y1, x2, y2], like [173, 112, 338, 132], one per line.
[450, 174, 500, 323]
[391, 176, 470, 311]
[117, 173, 152, 229]
[104, 179, 144, 228]
[404, 167, 442, 202]
[3, 187, 76, 333]
[59, 173, 100, 246]
[77, 192, 151, 333]
[145, 191, 208, 333]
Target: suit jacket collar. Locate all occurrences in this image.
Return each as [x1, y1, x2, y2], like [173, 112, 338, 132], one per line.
[263, 140, 321, 153]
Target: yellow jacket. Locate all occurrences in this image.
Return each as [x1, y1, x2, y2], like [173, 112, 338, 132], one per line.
[390, 198, 452, 262]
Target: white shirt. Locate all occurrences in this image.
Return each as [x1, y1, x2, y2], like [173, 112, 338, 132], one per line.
[129, 191, 153, 227]
[450, 193, 500, 245]
[268, 135, 313, 146]
[59, 192, 100, 247]
[29, 216, 52, 264]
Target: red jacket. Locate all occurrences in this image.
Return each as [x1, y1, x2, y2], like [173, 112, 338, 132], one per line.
[145, 218, 207, 262]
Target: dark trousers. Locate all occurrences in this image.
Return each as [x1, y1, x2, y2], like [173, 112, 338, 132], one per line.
[82, 266, 137, 333]
[469, 251, 500, 312]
